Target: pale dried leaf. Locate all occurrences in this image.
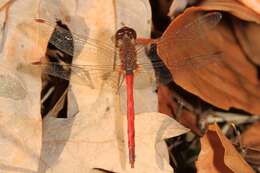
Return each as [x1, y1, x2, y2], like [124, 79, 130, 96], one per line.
[168, 0, 189, 18]
[0, 0, 189, 172]
[30, 0, 188, 172]
[39, 112, 189, 173]
[237, 0, 260, 14]
[0, 0, 42, 172]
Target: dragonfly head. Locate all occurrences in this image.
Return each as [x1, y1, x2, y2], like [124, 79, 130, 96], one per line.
[115, 26, 137, 47]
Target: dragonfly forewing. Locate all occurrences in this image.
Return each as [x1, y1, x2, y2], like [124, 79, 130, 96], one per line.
[35, 18, 118, 60]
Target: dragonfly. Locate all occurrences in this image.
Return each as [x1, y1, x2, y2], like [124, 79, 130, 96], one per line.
[33, 12, 223, 168]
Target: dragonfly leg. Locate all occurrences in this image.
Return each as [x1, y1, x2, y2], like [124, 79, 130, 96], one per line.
[31, 56, 46, 65]
[136, 38, 159, 45]
[116, 71, 125, 94]
[134, 64, 142, 74]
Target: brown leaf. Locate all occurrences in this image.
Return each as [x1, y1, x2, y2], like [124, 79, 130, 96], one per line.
[196, 126, 233, 173]
[196, 124, 255, 173]
[199, 0, 260, 23]
[242, 122, 260, 149]
[157, 7, 260, 114]
[233, 20, 260, 65]
[199, 0, 260, 66]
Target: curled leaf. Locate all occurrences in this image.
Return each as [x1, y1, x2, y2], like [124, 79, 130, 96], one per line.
[196, 123, 255, 173]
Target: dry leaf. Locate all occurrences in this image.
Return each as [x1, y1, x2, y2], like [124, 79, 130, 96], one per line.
[237, 0, 260, 14]
[233, 20, 260, 65]
[0, 0, 190, 172]
[196, 123, 255, 173]
[242, 122, 260, 149]
[39, 112, 189, 173]
[0, 0, 43, 173]
[200, 0, 260, 23]
[168, 0, 189, 18]
[35, 0, 187, 172]
[199, 0, 260, 65]
[241, 122, 260, 167]
[157, 7, 260, 114]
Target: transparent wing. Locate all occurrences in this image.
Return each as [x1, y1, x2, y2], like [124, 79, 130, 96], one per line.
[134, 12, 223, 83]
[157, 12, 222, 44]
[134, 46, 222, 85]
[35, 19, 118, 60]
[38, 62, 120, 88]
[136, 49, 223, 71]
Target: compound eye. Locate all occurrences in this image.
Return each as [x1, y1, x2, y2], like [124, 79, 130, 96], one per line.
[127, 32, 133, 39]
[115, 27, 137, 40]
[129, 30, 137, 39]
[115, 31, 124, 40]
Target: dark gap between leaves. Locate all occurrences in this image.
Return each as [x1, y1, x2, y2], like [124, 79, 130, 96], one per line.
[41, 20, 73, 118]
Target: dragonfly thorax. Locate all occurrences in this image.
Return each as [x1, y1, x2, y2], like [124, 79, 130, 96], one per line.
[116, 27, 138, 74]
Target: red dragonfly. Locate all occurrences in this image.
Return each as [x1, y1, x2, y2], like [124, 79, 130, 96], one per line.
[34, 12, 222, 168]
